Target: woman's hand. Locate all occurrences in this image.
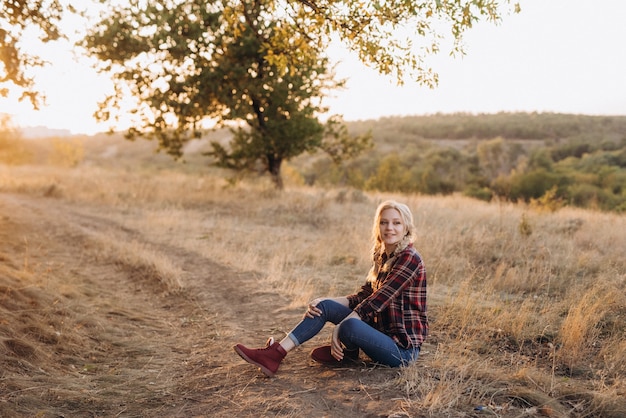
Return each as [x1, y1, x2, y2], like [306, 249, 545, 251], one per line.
[331, 325, 344, 361]
[304, 298, 325, 319]
[331, 311, 361, 360]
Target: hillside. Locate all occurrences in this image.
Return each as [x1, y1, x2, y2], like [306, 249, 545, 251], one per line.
[308, 113, 626, 212]
[4, 112, 626, 211]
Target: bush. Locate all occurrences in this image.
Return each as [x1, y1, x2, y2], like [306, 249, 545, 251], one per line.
[463, 185, 493, 201]
[48, 138, 84, 167]
[568, 183, 623, 211]
[0, 119, 32, 165]
[507, 169, 563, 202]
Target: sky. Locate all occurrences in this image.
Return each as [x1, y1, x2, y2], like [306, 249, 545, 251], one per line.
[2, 0, 625, 136]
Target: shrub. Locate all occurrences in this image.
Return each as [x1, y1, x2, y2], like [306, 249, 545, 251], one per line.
[463, 185, 493, 201]
[508, 169, 562, 202]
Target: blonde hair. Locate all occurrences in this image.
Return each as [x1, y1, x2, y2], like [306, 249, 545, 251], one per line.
[367, 200, 416, 281]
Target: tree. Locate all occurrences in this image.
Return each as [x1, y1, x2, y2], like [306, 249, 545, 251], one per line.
[82, 0, 516, 187]
[288, 0, 520, 86]
[476, 136, 515, 180]
[0, 0, 67, 108]
[83, 0, 371, 188]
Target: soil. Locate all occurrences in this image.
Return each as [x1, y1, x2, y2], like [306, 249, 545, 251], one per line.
[0, 193, 414, 418]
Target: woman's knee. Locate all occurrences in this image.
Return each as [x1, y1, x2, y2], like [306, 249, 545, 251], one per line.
[316, 299, 335, 311]
[337, 318, 362, 339]
[316, 299, 351, 323]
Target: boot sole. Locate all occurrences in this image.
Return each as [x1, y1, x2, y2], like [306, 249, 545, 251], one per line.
[234, 345, 276, 377]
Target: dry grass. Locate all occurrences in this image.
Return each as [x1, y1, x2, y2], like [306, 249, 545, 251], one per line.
[1, 135, 624, 417]
[91, 232, 185, 293]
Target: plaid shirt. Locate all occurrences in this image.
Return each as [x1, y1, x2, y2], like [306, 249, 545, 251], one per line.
[347, 243, 428, 349]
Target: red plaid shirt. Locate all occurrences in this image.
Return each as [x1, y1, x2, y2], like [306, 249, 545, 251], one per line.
[347, 243, 428, 349]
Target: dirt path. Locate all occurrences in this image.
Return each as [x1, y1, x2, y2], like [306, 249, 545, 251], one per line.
[1, 193, 410, 418]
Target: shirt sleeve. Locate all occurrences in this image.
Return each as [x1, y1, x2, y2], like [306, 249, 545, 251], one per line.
[346, 282, 373, 310]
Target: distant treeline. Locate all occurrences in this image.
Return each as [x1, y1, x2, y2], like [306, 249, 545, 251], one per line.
[347, 112, 626, 142]
[294, 113, 626, 212]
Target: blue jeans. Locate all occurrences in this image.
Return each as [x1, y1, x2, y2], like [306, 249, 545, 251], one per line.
[288, 300, 420, 367]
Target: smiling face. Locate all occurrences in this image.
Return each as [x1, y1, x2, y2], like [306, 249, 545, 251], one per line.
[378, 208, 406, 254]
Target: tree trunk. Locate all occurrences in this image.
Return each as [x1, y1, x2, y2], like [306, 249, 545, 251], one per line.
[267, 154, 283, 189]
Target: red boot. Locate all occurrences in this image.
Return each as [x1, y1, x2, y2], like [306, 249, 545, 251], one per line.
[234, 340, 287, 377]
[310, 345, 359, 364]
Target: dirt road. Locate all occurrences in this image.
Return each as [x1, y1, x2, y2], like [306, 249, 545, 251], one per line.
[1, 193, 409, 417]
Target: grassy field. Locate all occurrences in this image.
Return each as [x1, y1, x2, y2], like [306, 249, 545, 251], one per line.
[1, 134, 625, 417]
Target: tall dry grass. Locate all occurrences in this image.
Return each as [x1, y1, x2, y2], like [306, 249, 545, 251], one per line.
[1, 136, 624, 416]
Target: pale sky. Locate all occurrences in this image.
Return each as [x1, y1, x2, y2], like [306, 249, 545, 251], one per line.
[2, 0, 625, 135]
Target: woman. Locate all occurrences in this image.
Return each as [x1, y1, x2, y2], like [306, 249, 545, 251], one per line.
[234, 200, 428, 377]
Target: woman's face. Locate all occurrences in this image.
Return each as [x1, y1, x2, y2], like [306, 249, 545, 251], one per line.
[378, 208, 405, 253]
